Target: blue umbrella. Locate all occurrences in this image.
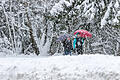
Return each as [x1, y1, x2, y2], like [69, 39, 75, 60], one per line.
[56, 34, 72, 42]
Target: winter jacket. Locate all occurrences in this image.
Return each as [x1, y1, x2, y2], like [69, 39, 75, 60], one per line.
[62, 39, 73, 52]
[73, 37, 86, 49]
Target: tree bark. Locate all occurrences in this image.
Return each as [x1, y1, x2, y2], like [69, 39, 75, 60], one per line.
[26, 12, 40, 55]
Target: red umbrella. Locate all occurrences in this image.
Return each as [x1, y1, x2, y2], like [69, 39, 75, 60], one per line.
[74, 29, 92, 38]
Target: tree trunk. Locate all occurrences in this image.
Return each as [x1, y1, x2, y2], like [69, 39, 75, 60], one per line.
[26, 12, 40, 55]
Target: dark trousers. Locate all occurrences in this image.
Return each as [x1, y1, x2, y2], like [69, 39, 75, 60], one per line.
[64, 50, 71, 55]
[76, 46, 83, 55]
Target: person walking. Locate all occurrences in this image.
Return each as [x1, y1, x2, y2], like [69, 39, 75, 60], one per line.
[62, 37, 73, 55]
[73, 33, 86, 55]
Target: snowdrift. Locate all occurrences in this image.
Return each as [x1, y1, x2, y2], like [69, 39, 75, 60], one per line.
[0, 54, 120, 80]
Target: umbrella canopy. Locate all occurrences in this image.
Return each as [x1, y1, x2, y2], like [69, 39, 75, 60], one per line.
[56, 34, 72, 42]
[74, 29, 92, 38]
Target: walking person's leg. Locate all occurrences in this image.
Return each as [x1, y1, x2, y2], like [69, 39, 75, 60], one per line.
[79, 48, 83, 55]
[63, 50, 67, 55]
[64, 51, 69, 55]
[77, 46, 83, 55]
[66, 51, 69, 55]
[69, 51, 72, 56]
[77, 48, 80, 55]
[80, 46, 83, 55]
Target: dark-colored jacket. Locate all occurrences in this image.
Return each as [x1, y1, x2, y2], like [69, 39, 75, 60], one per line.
[62, 39, 73, 51]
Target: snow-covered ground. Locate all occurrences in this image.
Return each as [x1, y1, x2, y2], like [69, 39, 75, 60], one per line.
[0, 54, 120, 80]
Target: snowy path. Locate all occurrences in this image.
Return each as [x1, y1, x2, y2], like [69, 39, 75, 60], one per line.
[0, 54, 120, 80]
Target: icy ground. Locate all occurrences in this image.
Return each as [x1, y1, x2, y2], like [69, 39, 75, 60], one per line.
[0, 54, 120, 80]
